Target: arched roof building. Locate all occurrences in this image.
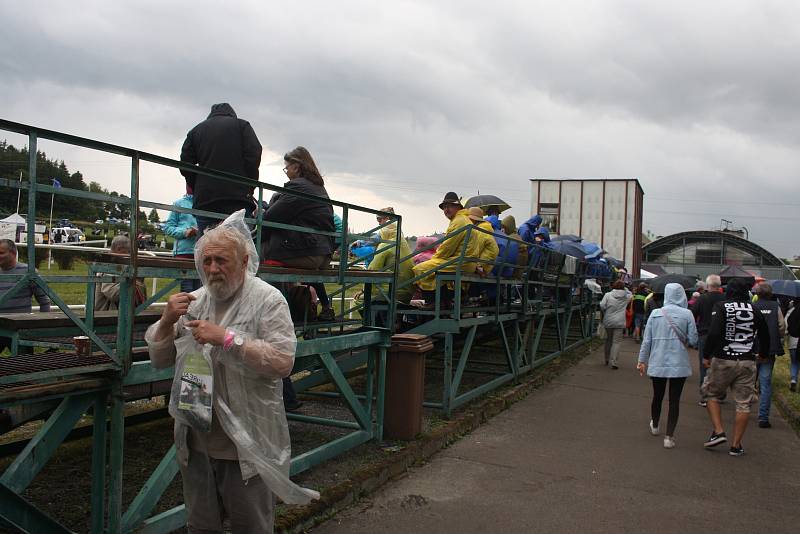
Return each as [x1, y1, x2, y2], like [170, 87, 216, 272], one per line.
[642, 230, 795, 280]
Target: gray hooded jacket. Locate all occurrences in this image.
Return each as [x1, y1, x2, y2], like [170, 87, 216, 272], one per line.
[600, 288, 631, 329]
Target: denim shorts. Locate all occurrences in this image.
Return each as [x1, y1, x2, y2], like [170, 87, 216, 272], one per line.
[701, 358, 757, 413]
[633, 313, 645, 328]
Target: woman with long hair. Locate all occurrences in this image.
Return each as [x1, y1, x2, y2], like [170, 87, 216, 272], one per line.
[263, 146, 336, 321]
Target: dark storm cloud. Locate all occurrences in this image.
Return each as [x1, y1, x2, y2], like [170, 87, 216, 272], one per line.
[1, 1, 799, 256]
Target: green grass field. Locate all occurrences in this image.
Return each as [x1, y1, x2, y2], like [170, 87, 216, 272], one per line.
[38, 260, 179, 306]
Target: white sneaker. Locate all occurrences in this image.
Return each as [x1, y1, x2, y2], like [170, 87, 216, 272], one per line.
[649, 420, 659, 436]
[663, 436, 676, 449]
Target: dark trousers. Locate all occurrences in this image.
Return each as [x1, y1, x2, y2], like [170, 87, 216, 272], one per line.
[175, 254, 201, 293]
[194, 215, 217, 236]
[651, 377, 687, 436]
[275, 255, 332, 307]
[283, 377, 299, 408]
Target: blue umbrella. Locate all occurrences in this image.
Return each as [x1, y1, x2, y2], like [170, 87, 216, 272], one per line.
[551, 234, 582, 242]
[581, 242, 605, 260]
[768, 279, 800, 298]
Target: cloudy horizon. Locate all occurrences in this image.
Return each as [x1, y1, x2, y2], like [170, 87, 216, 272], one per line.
[2, 0, 799, 258]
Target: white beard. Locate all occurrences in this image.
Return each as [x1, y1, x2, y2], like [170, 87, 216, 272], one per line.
[205, 277, 242, 301]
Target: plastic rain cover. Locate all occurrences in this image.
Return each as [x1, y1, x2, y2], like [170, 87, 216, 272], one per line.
[172, 209, 318, 504]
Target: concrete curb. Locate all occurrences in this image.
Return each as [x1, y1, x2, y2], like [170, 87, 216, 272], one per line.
[276, 339, 599, 533]
[775, 392, 800, 432]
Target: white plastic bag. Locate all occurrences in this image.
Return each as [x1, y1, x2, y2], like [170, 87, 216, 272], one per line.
[169, 335, 214, 433]
[596, 322, 607, 340]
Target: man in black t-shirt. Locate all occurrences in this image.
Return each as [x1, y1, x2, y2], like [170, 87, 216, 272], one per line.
[701, 278, 770, 456]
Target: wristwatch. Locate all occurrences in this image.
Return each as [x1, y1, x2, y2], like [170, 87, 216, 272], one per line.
[224, 330, 245, 351]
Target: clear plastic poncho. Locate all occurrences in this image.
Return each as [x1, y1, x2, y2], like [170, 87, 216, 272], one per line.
[160, 209, 319, 504]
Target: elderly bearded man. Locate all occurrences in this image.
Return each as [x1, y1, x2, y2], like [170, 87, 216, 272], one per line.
[146, 211, 317, 533]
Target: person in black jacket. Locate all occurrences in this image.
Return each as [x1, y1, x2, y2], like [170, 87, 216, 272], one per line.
[180, 103, 262, 233]
[701, 278, 770, 456]
[752, 282, 786, 428]
[263, 146, 336, 321]
[690, 274, 726, 405]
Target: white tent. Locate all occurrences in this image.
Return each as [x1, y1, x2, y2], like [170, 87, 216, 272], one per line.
[639, 269, 657, 279]
[0, 213, 26, 225]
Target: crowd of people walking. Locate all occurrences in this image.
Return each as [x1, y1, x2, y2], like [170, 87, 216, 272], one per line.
[599, 269, 799, 458]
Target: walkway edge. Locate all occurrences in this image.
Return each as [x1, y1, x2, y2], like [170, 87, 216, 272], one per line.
[775, 392, 800, 433]
[276, 339, 600, 533]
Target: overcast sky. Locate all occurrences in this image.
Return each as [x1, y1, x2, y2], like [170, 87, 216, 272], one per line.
[2, 0, 799, 258]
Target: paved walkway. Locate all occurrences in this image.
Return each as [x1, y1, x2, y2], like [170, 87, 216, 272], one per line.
[315, 338, 800, 533]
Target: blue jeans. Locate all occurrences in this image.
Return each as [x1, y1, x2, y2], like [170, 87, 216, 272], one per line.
[791, 348, 799, 383]
[697, 335, 708, 392]
[757, 357, 775, 422]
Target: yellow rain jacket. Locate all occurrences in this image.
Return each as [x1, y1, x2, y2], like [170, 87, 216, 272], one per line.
[413, 209, 479, 291]
[473, 220, 499, 274]
[367, 223, 415, 303]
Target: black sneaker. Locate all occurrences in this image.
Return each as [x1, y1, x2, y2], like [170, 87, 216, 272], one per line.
[729, 445, 745, 457]
[758, 420, 771, 428]
[704, 431, 727, 448]
[698, 400, 708, 408]
[611, 365, 619, 370]
[790, 382, 797, 392]
[317, 307, 336, 322]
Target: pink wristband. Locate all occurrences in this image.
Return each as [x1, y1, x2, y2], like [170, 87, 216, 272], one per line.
[223, 330, 235, 350]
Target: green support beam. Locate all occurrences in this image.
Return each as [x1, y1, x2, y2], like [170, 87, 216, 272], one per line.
[0, 393, 95, 494]
[121, 446, 179, 532]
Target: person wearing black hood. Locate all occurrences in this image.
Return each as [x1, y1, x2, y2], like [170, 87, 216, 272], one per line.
[752, 282, 786, 428]
[180, 103, 262, 233]
[701, 277, 770, 456]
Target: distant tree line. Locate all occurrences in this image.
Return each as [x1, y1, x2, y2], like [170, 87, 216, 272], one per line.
[0, 140, 131, 221]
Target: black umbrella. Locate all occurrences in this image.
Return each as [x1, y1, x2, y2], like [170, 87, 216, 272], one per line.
[768, 279, 800, 298]
[605, 256, 625, 269]
[648, 273, 698, 294]
[719, 265, 755, 286]
[464, 195, 511, 214]
[550, 241, 586, 259]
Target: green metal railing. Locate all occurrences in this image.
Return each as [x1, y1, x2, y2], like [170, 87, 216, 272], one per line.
[0, 117, 607, 532]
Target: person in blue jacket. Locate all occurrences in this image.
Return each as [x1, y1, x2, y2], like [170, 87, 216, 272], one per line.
[637, 282, 698, 449]
[518, 214, 542, 244]
[486, 215, 518, 277]
[163, 186, 200, 292]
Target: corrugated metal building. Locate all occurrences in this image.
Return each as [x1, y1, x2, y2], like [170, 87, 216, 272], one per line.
[530, 179, 644, 277]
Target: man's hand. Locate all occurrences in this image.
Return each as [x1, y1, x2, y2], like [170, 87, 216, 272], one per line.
[756, 355, 770, 364]
[636, 362, 646, 376]
[185, 320, 226, 346]
[163, 292, 196, 325]
[702, 358, 711, 369]
[185, 227, 198, 238]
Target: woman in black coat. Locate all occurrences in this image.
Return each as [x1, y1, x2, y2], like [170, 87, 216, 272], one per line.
[263, 146, 336, 320]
